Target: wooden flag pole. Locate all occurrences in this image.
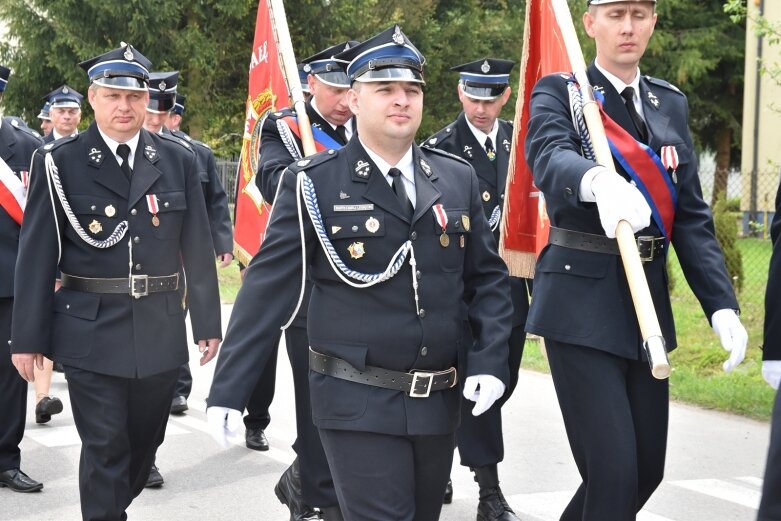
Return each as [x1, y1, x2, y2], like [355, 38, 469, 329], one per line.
[267, 0, 317, 156]
[550, 0, 670, 379]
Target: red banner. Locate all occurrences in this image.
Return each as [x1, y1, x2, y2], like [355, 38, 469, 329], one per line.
[233, 0, 290, 266]
[499, 0, 571, 278]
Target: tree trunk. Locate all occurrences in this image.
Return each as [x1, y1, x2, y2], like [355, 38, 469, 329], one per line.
[711, 126, 731, 206]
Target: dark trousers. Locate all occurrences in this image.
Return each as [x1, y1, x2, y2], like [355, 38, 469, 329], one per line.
[759, 387, 781, 521]
[66, 366, 178, 521]
[284, 325, 337, 507]
[0, 298, 26, 472]
[546, 339, 668, 521]
[457, 323, 525, 468]
[319, 428, 454, 521]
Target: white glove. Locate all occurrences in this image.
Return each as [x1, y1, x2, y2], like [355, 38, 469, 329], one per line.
[206, 406, 242, 448]
[711, 309, 748, 373]
[591, 170, 651, 238]
[463, 374, 506, 416]
[762, 361, 781, 390]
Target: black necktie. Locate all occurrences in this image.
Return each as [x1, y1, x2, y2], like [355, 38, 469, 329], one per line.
[484, 136, 496, 162]
[117, 144, 132, 179]
[388, 167, 414, 218]
[620, 87, 648, 143]
[335, 125, 348, 144]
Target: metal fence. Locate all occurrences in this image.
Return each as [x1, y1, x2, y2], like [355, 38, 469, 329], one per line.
[215, 160, 239, 208]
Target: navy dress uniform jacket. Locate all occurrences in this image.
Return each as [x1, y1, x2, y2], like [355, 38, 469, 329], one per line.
[764, 175, 781, 363]
[10, 122, 222, 378]
[0, 118, 41, 298]
[525, 64, 737, 359]
[210, 139, 512, 436]
[168, 129, 233, 255]
[424, 113, 529, 329]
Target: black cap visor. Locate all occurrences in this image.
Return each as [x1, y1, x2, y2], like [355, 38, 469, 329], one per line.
[146, 97, 174, 113]
[354, 67, 424, 84]
[92, 75, 148, 91]
[460, 81, 508, 100]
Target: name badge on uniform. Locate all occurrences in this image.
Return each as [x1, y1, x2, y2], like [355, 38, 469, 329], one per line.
[146, 194, 160, 227]
[433, 204, 449, 247]
[333, 204, 374, 212]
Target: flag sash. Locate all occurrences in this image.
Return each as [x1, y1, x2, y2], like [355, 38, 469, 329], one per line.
[280, 115, 343, 152]
[0, 157, 25, 225]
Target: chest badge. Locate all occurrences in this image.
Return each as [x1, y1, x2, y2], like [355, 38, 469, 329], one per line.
[339, 191, 350, 200]
[482, 191, 491, 202]
[144, 144, 157, 161]
[348, 242, 365, 259]
[88, 147, 104, 165]
[365, 217, 380, 234]
[88, 220, 103, 235]
[420, 158, 432, 177]
[105, 205, 116, 217]
[354, 159, 371, 178]
[647, 90, 660, 109]
[462, 214, 471, 232]
[463, 145, 473, 159]
[502, 139, 511, 152]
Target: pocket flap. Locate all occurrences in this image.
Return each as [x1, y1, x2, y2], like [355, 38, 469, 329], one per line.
[537, 246, 609, 279]
[310, 341, 369, 372]
[433, 208, 471, 234]
[325, 214, 385, 239]
[155, 190, 187, 213]
[53, 289, 100, 320]
[69, 195, 120, 216]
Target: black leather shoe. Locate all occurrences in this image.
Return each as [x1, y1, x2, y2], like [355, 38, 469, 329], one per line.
[35, 396, 63, 424]
[319, 505, 343, 521]
[0, 469, 43, 492]
[274, 458, 320, 521]
[170, 396, 188, 415]
[477, 486, 520, 521]
[443, 478, 453, 504]
[245, 427, 269, 451]
[145, 465, 164, 488]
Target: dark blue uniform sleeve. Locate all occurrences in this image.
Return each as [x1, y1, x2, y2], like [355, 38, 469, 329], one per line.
[255, 117, 298, 204]
[764, 177, 781, 361]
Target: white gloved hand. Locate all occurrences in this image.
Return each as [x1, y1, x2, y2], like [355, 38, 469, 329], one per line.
[463, 374, 506, 416]
[762, 361, 781, 390]
[206, 406, 242, 448]
[711, 309, 748, 373]
[591, 170, 651, 238]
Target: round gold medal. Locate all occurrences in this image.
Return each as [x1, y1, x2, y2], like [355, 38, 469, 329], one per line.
[152, 215, 160, 227]
[440, 233, 450, 247]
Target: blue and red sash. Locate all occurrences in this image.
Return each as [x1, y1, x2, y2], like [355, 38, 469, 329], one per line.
[281, 115, 344, 152]
[593, 89, 677, 243]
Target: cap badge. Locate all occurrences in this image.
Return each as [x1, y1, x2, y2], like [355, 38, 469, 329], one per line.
[647, 90, 660, 109]
[158, 81, 166, 92]
[463, 145, 473, 159]
[303, 64, 311, 73]
[63, 86, 70, 94]
[124, 47, 134, 61]
[365, 217, 380, 234]
[420, 158, 432, 177]
[88, 220, 103, 235]
[481, 60, 491, 73]
[348, 242, 365, 259]
[392, 26, 404, 45]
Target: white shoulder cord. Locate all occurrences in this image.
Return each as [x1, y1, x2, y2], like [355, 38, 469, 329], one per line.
[44, 152, 129, 258]
[488, 205, 501, 231]
[277, 120, 303, 161]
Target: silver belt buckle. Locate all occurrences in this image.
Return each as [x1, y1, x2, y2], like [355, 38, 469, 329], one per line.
[409, 371, 433, 398]
[130, 274, 149, 298]
[636, 236, 658, 262]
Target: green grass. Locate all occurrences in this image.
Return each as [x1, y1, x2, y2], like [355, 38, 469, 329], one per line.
[522, 237, 776, 421]
[217, 261, 243, 304]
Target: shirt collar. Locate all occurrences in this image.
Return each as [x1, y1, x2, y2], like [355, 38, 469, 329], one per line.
[98, 127, 141, 169]
[594, 60, 642, 106]
[359, 138, 415, 183]
[310, 97, 354, 140]
[464, 114, 499, 149]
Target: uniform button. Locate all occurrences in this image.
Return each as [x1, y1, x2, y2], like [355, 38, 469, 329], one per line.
[133, 236, 140, 244]
[130, 209, 137, 216]
[352, 225, 359, 232]
[416, 270, 421, 280]
[455, 221, 461, 228]
[90, 205, 96, 211]
[410, 231, 418, 240]
[564, 187, 574, 196]
[564, 264, 571, 271]
[66, 304, 70, 310]
[500, 193, 505, 200]
[418, 308, 426, 318]
[421, 346, 428, 356]
[135, 264, 142, 271]
[164, 202, 170, 208]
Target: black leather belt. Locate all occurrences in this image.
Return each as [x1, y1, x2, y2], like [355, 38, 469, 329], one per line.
[548, 227, 665, 262]
[309, 348, 457, 398]
[60, 272, 180, 298]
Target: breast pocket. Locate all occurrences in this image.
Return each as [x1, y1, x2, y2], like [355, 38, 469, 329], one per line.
[152, 190, 187, 239]
[68, 195, 122, 241]
[52, 288, 100, 359]
[435, 208, 470, 272]
[324, 212, 386, 265]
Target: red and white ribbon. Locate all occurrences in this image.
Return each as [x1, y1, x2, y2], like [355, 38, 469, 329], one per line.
[146, 194, 159, 215]
[432, 203, 448, 233]
[661, 145, 679, 172]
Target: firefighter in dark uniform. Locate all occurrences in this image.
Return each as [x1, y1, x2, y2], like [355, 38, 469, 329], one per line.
[0, 64, 45, 494]
[207, 25, 512, 521]
[252, 40, 357, 521]
[424, 58, 526, 521]
[42, 84, 82, 143]
[759, 176, 781, 521]
[10, 44, 222, 521]
[38, 101, 53, 137]
[524, 1, 747, 519]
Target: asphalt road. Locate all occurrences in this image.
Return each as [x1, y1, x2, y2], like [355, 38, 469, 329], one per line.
[2, 304, 771, 520]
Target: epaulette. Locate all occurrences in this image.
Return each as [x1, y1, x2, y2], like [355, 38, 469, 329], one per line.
[423, 126, 455, 148]
[41, 134, 78, 152]
[157, 130, 193, 151]
[174, 129, 212, 151]
[192, 139, 212, 151]
[422, 146, 471, 167]
[268, 108, 296, 121]
[286, 147, 339, 173]
[3, 116, 41, 139]
[644, 75, 683, 95]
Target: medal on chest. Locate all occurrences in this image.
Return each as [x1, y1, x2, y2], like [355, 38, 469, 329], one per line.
[433, 203, 449, 247]
[146, 194, 160, 227]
